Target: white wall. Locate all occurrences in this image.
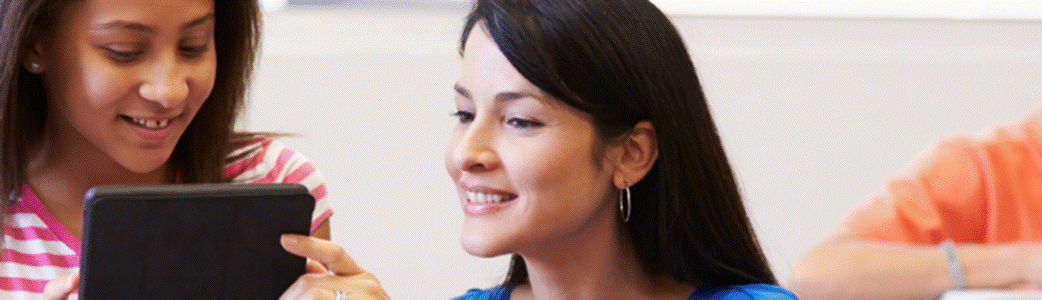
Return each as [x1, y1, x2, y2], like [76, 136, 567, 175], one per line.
[244, 7, 1042, 299]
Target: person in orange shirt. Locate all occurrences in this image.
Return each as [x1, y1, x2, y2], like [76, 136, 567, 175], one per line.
[788, 102, 1042, 299]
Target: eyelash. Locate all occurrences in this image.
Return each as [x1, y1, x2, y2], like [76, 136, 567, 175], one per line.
[507, 117, 544, 129]
[103, 44, 208, 63]
[451, 110, 474, 123]
[105, 48, 143, 63]
[451, 110, 545, 129]
[179, 45, 208, 57]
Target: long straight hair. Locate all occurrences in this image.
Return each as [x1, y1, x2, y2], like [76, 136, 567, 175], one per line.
[461, 0, 777, 290]
[0, 0, 261, 220]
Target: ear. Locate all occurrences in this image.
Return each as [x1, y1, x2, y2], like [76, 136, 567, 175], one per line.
[611, 121, 658, 189]
[22, 34, 47, 73]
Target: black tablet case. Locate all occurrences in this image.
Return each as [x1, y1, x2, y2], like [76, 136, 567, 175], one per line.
[80, 183, 314, 300]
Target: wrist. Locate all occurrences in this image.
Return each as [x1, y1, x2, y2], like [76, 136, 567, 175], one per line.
[961, 243, 1034, 288]
[1010, 243, 1038, 284]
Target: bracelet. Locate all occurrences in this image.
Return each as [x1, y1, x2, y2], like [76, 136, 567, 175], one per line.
[941, 239, 966, 290]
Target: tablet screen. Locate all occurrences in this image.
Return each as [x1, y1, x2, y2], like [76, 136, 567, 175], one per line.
[79, 183, 314, 299]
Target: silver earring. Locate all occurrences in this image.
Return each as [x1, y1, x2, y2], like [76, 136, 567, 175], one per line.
[619, 180, 631, 223]
[28, 62, 42, 74]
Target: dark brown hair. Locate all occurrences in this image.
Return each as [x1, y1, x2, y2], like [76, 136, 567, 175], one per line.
[0, 0, 261, 218]
[461, 0, 777, 291]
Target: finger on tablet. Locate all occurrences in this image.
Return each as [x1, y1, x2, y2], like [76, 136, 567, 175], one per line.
[43, 272, 78, 300]
[281, 234, 364, 276]
[305, 259, 328, 274]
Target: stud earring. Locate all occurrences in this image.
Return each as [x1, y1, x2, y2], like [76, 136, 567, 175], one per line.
[28, 62, 42, 74]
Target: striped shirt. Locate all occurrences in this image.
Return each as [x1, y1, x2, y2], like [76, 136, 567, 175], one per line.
[0, 138, 332, 299]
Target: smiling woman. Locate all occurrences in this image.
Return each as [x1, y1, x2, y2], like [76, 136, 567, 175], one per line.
[444, 0, 798, 299]
[0, 0, 383, 299]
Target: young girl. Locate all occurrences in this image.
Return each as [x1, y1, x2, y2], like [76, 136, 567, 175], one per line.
[0, 0, 385, 298]
[445, 0, 798, 299]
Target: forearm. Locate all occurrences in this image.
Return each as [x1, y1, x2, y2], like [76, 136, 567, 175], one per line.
[788, 241, 1024, 300]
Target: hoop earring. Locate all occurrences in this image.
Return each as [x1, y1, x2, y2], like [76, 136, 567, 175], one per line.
[619, 180, 631, 223]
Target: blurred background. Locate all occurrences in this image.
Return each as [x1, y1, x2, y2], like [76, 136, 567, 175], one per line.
[240, 1, 1042, 298]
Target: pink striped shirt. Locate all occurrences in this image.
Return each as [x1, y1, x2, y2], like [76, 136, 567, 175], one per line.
[0, 138, 332, 299]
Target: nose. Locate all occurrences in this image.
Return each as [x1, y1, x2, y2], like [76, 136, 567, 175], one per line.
[451, 119, 500, 173]
[138, 53, 189, 108]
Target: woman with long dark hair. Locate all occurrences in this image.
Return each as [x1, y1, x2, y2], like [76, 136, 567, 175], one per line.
[444, 0, 797, 298]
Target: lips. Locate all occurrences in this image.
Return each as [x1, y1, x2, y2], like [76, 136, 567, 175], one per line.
[121, 115, 174, 130]
[119, 113, 184, 144]
[466, 191, 518, 203]
[461, 186, 518, 216]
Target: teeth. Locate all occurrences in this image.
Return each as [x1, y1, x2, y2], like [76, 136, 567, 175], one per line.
[467, 191, 511, 203]
[129, 117, 170, 129]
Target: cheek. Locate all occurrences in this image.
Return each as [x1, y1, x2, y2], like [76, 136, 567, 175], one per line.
[199, 55, 217, 95]
[82, 65, 129, 108]
[512, 138, 612, 214]
[443, 128, 463, 180]
[68, 42, 128, 107]
[188, 56, 218, 110]
[509, 142, 587, 198]
[48, 56, 124, 120]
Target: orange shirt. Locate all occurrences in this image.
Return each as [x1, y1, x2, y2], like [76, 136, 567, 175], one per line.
[844, 105, 1042, 245]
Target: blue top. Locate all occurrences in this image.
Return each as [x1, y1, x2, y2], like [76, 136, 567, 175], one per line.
[452, 283, 797, 300]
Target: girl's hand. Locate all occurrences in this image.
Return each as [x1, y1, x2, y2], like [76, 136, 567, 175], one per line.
[43, 272, 78, 300]
[279, 234, 389, 300]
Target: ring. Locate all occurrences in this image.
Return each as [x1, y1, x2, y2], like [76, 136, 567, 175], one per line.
[334, 290, 347, 300]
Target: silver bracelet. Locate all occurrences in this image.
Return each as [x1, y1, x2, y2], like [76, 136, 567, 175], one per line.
[941, 239, 966, 290]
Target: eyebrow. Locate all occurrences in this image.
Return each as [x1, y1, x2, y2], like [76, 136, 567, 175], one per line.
[454, 83, 537, 104]
[91, 13, 215, 33]
[453, 84, 470, 99]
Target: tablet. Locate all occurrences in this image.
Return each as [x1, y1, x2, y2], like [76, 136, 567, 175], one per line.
[80, 183, 315, 300]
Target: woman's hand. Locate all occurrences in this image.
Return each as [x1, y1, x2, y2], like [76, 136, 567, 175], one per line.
[42, 272, 78, 300]
[279, 234, 389, 300]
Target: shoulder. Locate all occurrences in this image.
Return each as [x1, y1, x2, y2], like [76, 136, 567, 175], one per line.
[883, 114, 1040, 190]
[223, 136, 318, 184]
[451, 286, 512, 300]
[927, 110, 1042, 179]
[451, 289, 489, 300]
[899, 122, 1041, 215]
[689, 284, 797, 300]
[222, 136, 331, 226]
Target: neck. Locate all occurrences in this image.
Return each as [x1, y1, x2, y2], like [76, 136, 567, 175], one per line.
[516, 213, 694, 300]
[25, 122, 170, 239]
[28, 139, 170, 201]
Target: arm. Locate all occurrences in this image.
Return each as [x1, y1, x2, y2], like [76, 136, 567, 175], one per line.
[788, 233, 1042, 300]
[789, 132, 1042, 299]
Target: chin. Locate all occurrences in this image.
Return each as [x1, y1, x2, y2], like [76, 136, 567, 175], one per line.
[118, 150, 174, 174]
[460, 230, 513, 258]
[120, 162, 165, 174]
[461, 243, 505, 258]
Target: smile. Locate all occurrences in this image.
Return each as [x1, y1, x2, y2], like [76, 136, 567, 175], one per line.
[123, 116, 172, 130]
[466, 191, 518, 203]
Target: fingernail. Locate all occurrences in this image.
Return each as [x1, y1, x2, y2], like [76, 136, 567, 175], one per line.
[282, 234, 299, 245]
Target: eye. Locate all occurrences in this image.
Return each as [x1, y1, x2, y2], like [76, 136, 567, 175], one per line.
[452, 110, 475, 124]
[179, 44, 209, 58]
[104, 47, 143, 63]
[507, 117, 544, 129]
